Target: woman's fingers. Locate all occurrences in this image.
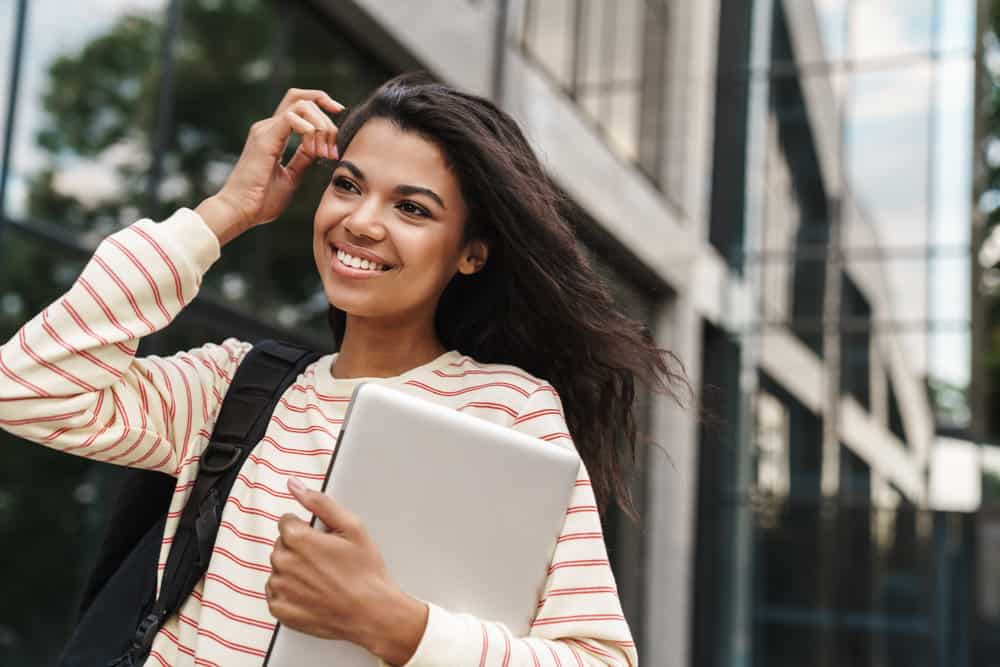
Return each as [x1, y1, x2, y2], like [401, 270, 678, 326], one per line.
[285, 110, 318, 157]
[275, 88, 344, 120]
[290, 100, 339, 159]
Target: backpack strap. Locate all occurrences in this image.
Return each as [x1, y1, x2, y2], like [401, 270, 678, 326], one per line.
[119, 339, 321, 665]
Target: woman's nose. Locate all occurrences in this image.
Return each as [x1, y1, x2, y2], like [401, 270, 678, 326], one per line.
[343, 199, 386, 241]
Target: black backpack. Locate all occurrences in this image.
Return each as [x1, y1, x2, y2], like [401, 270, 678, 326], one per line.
[58, 339, 322, 667]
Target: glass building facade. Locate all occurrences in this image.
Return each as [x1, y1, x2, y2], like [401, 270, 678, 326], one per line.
[696, 0, 981, 666]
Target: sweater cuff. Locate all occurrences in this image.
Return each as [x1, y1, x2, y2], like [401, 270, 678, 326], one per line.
[158, 207, 222, 278]
[401, 602, 468, 667]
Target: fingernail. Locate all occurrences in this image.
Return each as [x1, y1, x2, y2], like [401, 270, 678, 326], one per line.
[330, 144, 339, 160]
[288, 477, 306, 493]
[328, 95, 345, 110]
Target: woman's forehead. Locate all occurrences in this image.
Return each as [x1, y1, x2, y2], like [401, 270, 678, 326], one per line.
[342, 119, 454, 184]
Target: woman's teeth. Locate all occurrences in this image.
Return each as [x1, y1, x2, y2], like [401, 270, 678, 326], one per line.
[336, 249, 385, 272]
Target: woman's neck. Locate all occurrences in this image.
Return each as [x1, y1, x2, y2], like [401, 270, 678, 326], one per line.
[332, 315, 447, 379]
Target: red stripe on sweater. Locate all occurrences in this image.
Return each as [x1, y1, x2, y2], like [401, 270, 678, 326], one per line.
[151, 442, 176, 473]
[458, 401, 518, 418]
[132, 225, 185, 305]
[147, 649, 171, 666]
[129, 435, 166, 468]
[404, 379, 531, 398]
[78, 275, 141, 339]
[566, 638, 626, 666]
[219, 520, 273, 546]
[289, 382, 351, 403]
[63, 398, 124, 455]
[0, 348, 50, 396]
[433, 366, 541, 386]
[226, 496, 282, 521]
[479, 623, 489, 667]
[269, 415, 338, 438]
[204, 572, 266, 601]
[278, 397, 344, 425]
[104, 431, 151, 464]
[108, 236, 171, 322]
[196, 627, 266, 657]
[137, 376, 150, 414]
[512, 408, 561, 425]
[547, 644, 563, 666]
[566, 505, 599, 515]
[247, 454, 325, 480]
[163, 357, 194, 465]
[158, 627, 195, 656]
[0, 408, 85, 426]
[48, 390, 106, 444]
[502, 627, 511, 667]
[61, 299, 134, 356]
[41, 308, 123, 378]
[144, 358, 177, 420]
[556, 532, 604, 544]
[236, 474, 294, 499]
[260, 435, 334, 457]
[212, 545, 271, 573]
[19, 329, 98, 392]
[180, 356, 210, 422]
[531, 613, 625, 627]
[548, 559, 610, 574]
[206, 355, 234, 383]
[191, 590, 275, 630]
[545, 586, 618, 597]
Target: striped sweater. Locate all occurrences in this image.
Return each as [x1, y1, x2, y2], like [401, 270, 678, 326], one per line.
[0, 209, 638, 666]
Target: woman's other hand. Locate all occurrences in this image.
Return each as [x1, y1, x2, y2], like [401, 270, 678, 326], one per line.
[266, 477, 429, 666]
[196, 88, 344, 246]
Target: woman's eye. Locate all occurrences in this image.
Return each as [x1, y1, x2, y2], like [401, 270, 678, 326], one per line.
[332, 176, 359, 194]
[398, 201, 430, 218]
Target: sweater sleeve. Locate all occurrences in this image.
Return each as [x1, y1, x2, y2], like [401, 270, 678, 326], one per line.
[402, 384, 638, 667]
[0, 209, 251, 475]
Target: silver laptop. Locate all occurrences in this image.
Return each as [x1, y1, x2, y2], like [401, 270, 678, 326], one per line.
[264, 381, 581, 666]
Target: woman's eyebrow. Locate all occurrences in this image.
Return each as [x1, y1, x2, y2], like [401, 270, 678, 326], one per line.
[333, 159, 447, 210]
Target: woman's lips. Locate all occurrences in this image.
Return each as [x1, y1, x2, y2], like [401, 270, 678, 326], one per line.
[331, 241, 392, 268]
[329, 244, 394, 279]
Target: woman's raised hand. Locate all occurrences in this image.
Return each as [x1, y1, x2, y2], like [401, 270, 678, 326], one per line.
[196, 88, 344, 245]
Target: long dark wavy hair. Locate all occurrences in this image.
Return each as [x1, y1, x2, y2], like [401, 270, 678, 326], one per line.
[329, 72, 688, 519]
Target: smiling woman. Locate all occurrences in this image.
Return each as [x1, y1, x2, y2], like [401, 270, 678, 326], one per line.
[0, 73, 685, 666]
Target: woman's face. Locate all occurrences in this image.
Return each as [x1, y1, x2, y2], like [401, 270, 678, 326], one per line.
[312, 118, 484, 327]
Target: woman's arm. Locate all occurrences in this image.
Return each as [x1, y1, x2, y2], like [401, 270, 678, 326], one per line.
[0, 209, 250, 473]
[0, 87, 344, 475]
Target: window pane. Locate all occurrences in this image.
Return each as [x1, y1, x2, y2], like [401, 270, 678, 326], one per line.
[5, 0, 168, 231]
[0, 2, 16, 153]
[605, 89, 639, 161]
[522, 0, 574, 88]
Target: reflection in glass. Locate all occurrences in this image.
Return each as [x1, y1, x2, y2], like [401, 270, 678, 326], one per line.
[520, 0, 669, 192]
[850, 0, 935, 62]
[6, 0, 168, 226]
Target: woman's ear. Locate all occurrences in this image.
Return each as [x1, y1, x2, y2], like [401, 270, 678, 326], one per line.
[457, 239, 489, 275]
